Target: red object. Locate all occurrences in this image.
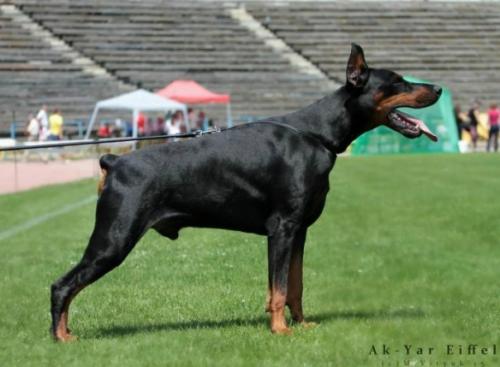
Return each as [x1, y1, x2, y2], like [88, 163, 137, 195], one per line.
[137, 113, 146, 134]
[156, 80, 230, 105]
[97, 125, 110, 138]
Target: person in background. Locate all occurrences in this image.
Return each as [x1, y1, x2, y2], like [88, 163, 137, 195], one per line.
[146, 116, 154, 136]
[24, 114, 41, 160]
[207, 118, 215, 129]
[137, 112, 146, 136]
[188, 107, 197, 129]
[48, 109, 63, 141]
[454, 105, 466, 140]
[486, 103, 499, 152]
[165, 111, 184, 141]
[114, 118, 125, 137]
[163, 111, 173, 135]
[155, 116, 165, 135]
[178, 111, 187, 133]
[467, 100, 480, 150]
[26, 113, 40, 142]
[125, 120, 133, 137]
[97, 122, 111, 138]
[197, 111, 207, 130]
[36, 104, 49, 141]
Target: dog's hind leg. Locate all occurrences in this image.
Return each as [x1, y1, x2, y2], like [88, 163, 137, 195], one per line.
[50, 192, 148, 342]
[266, 216, 302, 334]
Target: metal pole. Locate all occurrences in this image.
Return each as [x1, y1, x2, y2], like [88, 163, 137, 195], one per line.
[11, 110, 16, 139]
[226, 103, 233, 128]
[13, 150, 18, 192]
[132, 109, 138, 151]
[182, 107, 190, 132]
[85, 106, 99, 140]
[78, 120, 83, 138]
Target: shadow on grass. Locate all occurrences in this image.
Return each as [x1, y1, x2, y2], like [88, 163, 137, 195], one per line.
[94, 308, 425, 339]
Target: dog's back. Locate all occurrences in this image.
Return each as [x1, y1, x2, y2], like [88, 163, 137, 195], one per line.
[98, 123, 334, 236]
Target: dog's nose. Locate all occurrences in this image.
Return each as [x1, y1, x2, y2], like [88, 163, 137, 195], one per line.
[433, 85, 442, 96]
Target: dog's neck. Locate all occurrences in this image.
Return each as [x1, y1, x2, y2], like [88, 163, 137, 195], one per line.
[274, 87, 368, 154]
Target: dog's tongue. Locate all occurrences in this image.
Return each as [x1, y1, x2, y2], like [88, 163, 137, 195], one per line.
[404, 113, 438, 142]
[417, 120, 438, 142]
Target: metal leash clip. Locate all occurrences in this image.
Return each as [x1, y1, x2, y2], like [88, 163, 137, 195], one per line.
[196, 126, 222, 137]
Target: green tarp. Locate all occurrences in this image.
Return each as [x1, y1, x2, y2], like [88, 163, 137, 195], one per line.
[351, 76, 459, 155]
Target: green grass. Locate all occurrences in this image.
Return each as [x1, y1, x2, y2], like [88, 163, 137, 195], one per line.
[0, 154, 499, 367]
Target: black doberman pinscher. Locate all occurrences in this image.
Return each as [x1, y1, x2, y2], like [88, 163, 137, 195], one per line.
[50, 44, 441, 341]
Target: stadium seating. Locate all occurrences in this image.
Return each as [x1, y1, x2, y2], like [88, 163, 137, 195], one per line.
[10, 0, 333, 130]
[0, 4, 132, 131]
[3, 0, 500, 133]
[247, 1, 500, 108]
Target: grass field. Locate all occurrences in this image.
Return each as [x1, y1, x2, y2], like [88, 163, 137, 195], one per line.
[0, 154, 499, 367]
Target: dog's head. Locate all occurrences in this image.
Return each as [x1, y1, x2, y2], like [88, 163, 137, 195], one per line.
[345, 43, 441, 141]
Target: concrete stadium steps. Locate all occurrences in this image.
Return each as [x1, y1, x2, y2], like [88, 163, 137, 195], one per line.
[247, 1, 500, 107]
[0, 73, 132, 119]
[12, 0, 334, 125]
[0, 5, 132, 130]
[6, 0, 498, 131]
[120, 70, 330, 120]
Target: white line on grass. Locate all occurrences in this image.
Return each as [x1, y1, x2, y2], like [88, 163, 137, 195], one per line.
[0, 195, 96, 242]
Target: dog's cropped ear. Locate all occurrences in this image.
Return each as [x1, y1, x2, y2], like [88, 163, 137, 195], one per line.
[346, 43, 369, 89]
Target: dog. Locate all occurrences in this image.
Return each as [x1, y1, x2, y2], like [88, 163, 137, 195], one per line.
[50, 44, 441, 341]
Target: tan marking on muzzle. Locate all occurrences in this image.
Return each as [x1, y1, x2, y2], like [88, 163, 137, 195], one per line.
[373, 87, 432, 123]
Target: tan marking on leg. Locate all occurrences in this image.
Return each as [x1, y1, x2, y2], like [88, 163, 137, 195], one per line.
[286, 255, 304, 323]
[97, 168, 107, 196]
[269, 289, 291, 334]
[54, 287, 83, 342]
[55, 311, 76, 342]
[63, 309, 70, 333]
[286, 252, 318, 329]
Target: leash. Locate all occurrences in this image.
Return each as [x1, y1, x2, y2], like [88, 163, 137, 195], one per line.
[0, 121, 329, 152]
[0, 127, 224, 152]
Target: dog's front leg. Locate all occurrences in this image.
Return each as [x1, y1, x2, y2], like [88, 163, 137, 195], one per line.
[286, 229, 317, 329]
[266, 217, 301, 335]
[286, 228, 306, 323]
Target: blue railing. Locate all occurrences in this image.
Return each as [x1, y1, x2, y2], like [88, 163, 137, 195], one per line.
[8, 120, 86, 139]
[7, 115, 265, 140]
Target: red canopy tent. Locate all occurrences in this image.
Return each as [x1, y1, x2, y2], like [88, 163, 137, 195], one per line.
[156, 80, 232, 127]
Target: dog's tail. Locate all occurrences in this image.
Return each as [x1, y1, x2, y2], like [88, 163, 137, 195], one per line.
[97, 154, 118, 196]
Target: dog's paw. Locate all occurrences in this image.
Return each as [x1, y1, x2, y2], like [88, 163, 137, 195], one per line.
[299, 321, 318, 329]
[271, 326, 293, 335]
[54, 332, 78, 343]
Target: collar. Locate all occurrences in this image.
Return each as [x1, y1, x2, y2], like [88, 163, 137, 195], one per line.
[254, 120, 333, 153]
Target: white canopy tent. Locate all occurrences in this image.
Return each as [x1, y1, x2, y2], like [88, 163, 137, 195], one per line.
[85, 89, 189, 140]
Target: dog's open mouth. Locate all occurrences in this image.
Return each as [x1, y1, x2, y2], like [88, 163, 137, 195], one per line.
[386, 110, 438, 142]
